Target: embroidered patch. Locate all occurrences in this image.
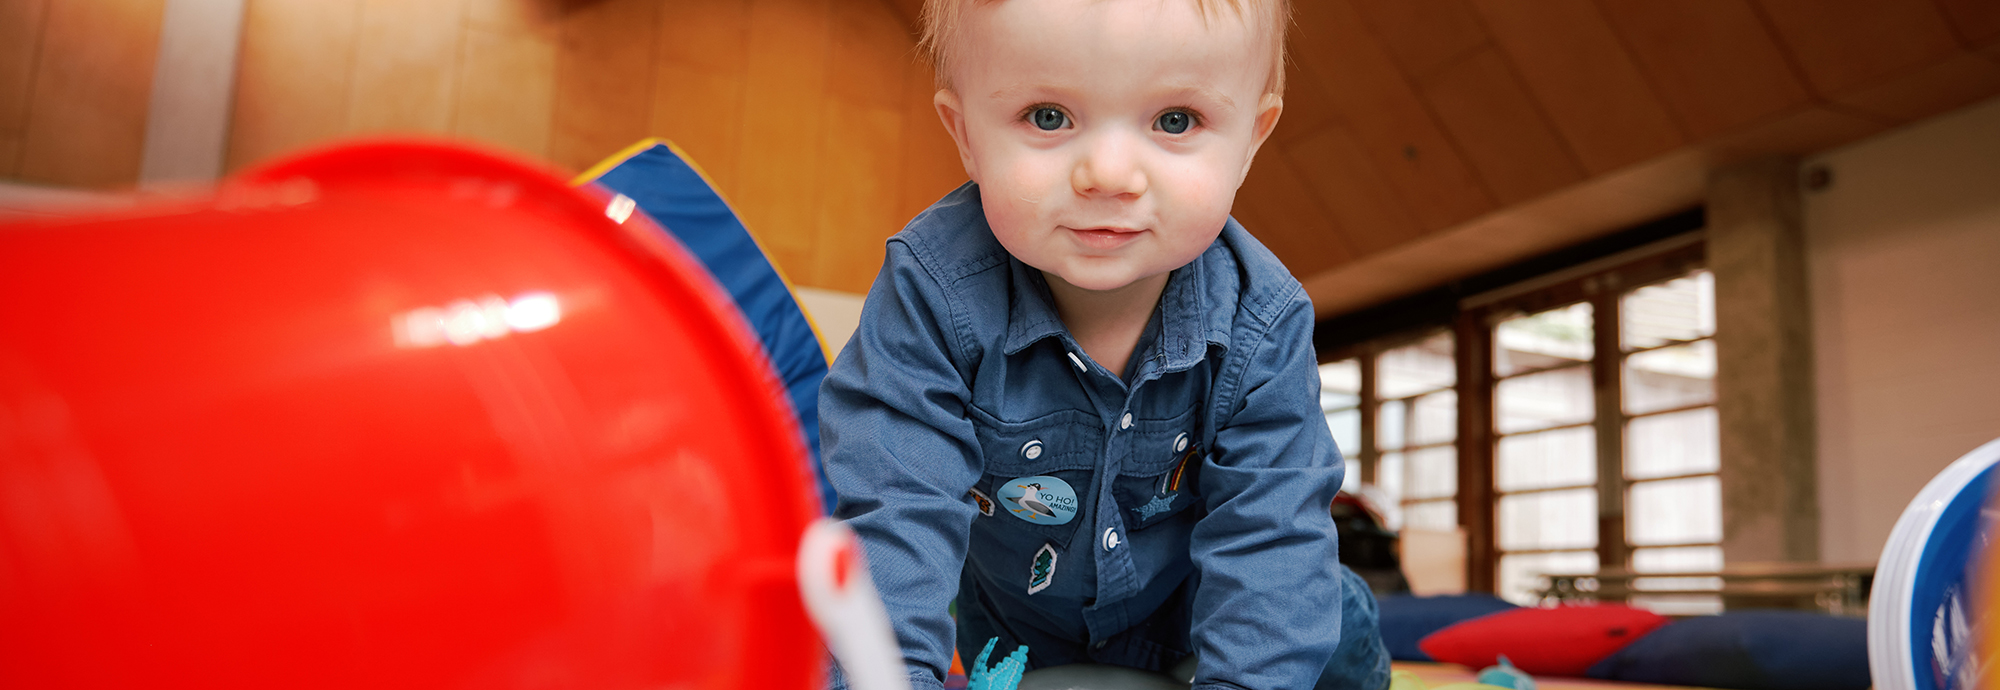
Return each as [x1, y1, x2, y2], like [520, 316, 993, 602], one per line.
[969, 487, 995, 517]
[1133, 492, 1179, 522]
[1166, 444, 1198, 492]
[1028, 543, 1058, 595]
[997, 475, 1079, 525]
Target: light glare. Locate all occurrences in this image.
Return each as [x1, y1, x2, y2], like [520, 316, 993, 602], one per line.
[393, 291, 564, 348]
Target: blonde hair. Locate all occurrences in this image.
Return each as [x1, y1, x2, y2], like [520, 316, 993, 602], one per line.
[919, 0, 1291, 95]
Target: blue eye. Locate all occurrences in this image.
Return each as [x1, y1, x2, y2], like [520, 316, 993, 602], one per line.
[1156, 111, 1193, 134]
[1030, 107, 1068, 131]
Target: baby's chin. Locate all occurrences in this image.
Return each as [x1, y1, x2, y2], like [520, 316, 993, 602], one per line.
[1042, 264, 1165, 295]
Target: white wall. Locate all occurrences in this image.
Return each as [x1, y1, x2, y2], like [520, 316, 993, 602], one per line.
[794, 286, 866, 361]
[1804, 95, 2000, 565]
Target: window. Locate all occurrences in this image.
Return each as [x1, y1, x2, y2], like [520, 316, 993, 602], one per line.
[1378, 332, 1457, 532]
[1493, 302, 1600, 604]
[1320, 359, 1362, 495]
[1317, 230, 1716, 612]
[1318, 331, 1457, 532]
[1620, 271, 1722, 614]
[1477, 247, 1719, 610]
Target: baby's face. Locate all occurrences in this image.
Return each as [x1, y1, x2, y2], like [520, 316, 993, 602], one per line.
[936, 0, 1281, 294]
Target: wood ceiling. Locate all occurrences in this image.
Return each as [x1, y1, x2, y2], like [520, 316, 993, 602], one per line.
[886, 0, 2000, 317]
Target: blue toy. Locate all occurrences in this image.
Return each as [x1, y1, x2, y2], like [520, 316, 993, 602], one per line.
[1476, 655, 1537, 690]
[968, 637, 1031, 690]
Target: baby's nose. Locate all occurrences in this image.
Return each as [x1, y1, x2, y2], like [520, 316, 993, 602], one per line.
[1070, 134, 1148, 199]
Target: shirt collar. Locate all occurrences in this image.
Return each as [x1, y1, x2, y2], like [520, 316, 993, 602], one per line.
[1000, 243, 1220, 374]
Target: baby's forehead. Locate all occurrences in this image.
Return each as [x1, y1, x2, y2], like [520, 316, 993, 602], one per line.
[932, 0, 1285, 94]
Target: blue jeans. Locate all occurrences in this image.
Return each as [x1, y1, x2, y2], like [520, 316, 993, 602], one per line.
[955, 563, 1391, 690]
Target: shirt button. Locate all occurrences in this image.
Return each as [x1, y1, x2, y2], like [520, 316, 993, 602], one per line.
[1093, 640, 1107, 650]
[1021, 439, 1043, 460]
[1068, 351, 1087, 372]
[1103, 527, 1121, 550]
[1119, 413, 1133, 430]
[1174, 432, 1189, 453]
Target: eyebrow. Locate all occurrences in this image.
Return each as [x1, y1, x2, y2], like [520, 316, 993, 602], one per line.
[986, 83, 1239, 112]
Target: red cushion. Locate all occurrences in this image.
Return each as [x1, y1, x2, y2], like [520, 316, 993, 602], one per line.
[1417, 604, 1670, 676]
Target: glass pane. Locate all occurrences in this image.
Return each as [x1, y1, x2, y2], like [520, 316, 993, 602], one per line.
[1404, 500, 1456, 532]
[1410, 390, 1457, 446]
[1497, 488, 1596, 551]
[1630, 593, 1723, 616]
[1379, 398, 1407, 452]
[1624, 340, 1716, 414]
[1319, 359, 1361, 410]
[1325, 409, 1360, 466]
[1379, 331, 1455, 399]
[1626, 408, 1718, 480]
[1629, 545, 1724, 616]
[1495, 302, 1593, 377]
[1496, 366, 1594, 434]
[1622, 271, 1715, 350]
[1377, 451, 1405, 515]
[1628, 476, 1722, 546]
[1631, 545, 1723, 574]
[1407, 446, 1457, 500]
[1498, 550, 1597, 606]
[1497, 427, 1596, 492]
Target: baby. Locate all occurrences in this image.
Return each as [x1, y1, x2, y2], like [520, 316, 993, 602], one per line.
[820, 0, 1390, 688]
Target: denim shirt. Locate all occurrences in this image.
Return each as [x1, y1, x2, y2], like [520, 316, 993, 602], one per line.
[820, 183, 1345, 690]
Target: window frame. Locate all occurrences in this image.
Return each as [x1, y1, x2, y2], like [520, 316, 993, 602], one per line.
[1320, 232, 1711, 595]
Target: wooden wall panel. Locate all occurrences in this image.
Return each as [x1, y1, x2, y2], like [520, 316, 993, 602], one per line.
[1267, 60, 1341, 142]
[1597, 0, 1813, 139]
[550, 0, 658, 173]
[1934, 0, 2000, 49]
[454, 28, 557, 160]
[1348, 0, 1489, 80]
[895, 60, 966, 225]
[1284, 127, 1422, 256]
[17, 0, 165, 188]
[0, 0, 50, 177]
[453, 0, 557, 159]
[1418, 48, 1585, 206]
[734, 0, 834, 277]
[1468, 0, 1684, 174]
[1755, 0, 1961, 95]
[1235, 156, 1353, 279]
[1289, 0, 1494, 234]
[811, 0, 910, 292]
[347, 0, 465, 135]
[1830, 52, 2000, 121]
[653, 2, 752, 197]
[226, 0, 359, 170]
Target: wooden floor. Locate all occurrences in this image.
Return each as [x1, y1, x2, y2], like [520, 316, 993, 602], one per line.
[1393, 661, 1724, 690]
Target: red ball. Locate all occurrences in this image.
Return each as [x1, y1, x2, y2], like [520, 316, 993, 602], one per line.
[0, 141, 821, 689]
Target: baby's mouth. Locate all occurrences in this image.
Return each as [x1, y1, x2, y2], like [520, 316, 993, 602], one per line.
[1066, 226, 1142, 249]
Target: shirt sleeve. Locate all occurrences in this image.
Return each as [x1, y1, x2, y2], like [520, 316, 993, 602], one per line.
[1186, 285, 1345, 690]
[818, 240, 984, 690]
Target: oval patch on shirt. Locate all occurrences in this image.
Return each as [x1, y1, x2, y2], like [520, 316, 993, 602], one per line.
[997, 475, 1079, 525]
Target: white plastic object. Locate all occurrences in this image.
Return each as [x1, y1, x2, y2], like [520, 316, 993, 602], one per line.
[1867, 437, 2000, 690]
[798, 518, 914, 690]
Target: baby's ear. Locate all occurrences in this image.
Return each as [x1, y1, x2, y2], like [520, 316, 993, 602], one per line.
[933, 88, 978, 180]
[1240, 93, 1285, 181]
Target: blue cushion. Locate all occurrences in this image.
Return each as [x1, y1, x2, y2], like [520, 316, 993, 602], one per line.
[1586, 610, 1870, 690]
[583, 141, 836, 513]
[1374, 594, 1518, 661]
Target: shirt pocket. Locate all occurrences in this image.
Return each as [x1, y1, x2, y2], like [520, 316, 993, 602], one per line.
[1114, 405, 1204, 531]
[967, 404, 1101, 551]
